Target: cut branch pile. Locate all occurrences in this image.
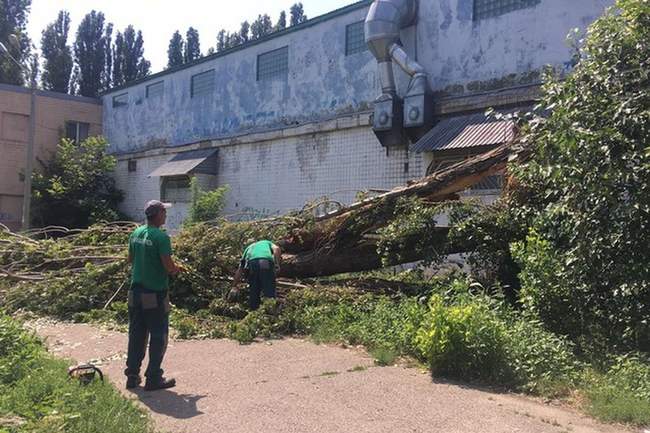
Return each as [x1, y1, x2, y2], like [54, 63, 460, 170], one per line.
[0, 139, 521, 316]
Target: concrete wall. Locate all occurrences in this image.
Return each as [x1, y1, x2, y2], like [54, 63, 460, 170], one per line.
[114, 112, 424, 230]
[102, 0, 611, 154]
[0, 84, 102, 231]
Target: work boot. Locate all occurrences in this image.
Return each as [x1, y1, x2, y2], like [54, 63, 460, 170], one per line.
[126, 375, 141, 389]
[144, 377, 176, 391]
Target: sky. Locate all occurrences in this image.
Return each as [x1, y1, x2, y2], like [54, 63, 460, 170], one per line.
[26, 0, 354, 73]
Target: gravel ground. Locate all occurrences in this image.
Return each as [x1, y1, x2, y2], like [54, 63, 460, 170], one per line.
[31, 321, 635, 433]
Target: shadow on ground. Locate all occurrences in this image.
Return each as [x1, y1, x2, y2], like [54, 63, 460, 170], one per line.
[130, 389, 206, 419]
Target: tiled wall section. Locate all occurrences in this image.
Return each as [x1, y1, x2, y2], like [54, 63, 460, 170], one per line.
[115, 127, 424, 230]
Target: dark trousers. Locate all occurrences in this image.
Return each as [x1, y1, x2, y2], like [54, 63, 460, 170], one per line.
[125, 284, 170, 380]
[247, 259, 276, 310]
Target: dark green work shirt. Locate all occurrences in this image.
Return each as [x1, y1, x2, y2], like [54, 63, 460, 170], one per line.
[129, 225, 172, 291]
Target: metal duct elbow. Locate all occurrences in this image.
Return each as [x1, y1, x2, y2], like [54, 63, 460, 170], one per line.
[364, 0, 417, 61]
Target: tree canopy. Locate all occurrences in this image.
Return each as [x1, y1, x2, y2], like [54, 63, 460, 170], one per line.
[40, 10, 73, 93]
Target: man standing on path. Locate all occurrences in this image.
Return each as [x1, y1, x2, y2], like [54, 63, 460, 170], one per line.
[232, 239, 283, 310]
[125, 200, 182, 391]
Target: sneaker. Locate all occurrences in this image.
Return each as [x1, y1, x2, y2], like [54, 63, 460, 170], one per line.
[126, 375, 141, 389]
[144, 377, 176, 391]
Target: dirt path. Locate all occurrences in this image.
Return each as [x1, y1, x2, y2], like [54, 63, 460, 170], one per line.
[30, 321, 633, 433]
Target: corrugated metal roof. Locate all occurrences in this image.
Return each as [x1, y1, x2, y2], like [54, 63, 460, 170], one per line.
[411, 111, 517, 153]
[148, 148, 218, 177]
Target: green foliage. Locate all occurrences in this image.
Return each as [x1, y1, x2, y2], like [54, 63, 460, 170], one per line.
[289, 3, 307, 26]
[415, 294, 511, 383]
[167, 30, 184, 68]
[583, 354, 650, 425]
[184, 27, 200, 63]
[0, 314, 153, 433]
[111, 25, 150, 87]
[186, 178, 228, 225]
[511, 0, 650, 352]
[0, 0, 32, 85]
[40, 10, 73, 93]
[73, 10, 112, 97]
[31, 136, 124, 229]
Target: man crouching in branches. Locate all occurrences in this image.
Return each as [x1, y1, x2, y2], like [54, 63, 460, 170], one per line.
[125, 200, 184, 391]
[231, 239, 283, 310]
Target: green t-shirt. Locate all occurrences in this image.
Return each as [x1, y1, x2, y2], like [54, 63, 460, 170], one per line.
[242, 240, 275, 263]
[129, 225, 173, 291]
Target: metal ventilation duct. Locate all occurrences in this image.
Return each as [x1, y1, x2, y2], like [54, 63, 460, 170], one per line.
[365, 0, 434, 147]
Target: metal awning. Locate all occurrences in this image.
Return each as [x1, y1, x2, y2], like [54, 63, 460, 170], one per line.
[411, 110, 519, 153]
[148, 148, 218, 177]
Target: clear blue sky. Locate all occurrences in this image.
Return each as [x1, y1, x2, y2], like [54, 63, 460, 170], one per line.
[27, 0, 355, 73]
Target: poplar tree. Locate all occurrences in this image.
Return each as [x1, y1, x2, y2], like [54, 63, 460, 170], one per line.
[184, 27, 200, 62]
[290, 3, 307, 26]
[73, 10, 112, 97]
[40, 10, 73, 93]
[167, 30, 184, 67]
[0, 0, 32, 85]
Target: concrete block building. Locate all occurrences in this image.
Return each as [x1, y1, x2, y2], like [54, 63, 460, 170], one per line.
[0, 84, 102, 231]
[102, 0, 612, 229]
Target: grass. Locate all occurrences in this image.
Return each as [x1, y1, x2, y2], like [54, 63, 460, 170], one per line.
[0, 313, 154, 433]
[582, 355, 650, 426]
[5, 273, 650, 428]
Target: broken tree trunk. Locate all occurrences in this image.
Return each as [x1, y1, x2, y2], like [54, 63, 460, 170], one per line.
[278, 140, 517, 278]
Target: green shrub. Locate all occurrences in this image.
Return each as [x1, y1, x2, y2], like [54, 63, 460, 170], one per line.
[415, 294, 511, 383]
[186, 177, 228, 225]
[511, 0, 650, 352]
[504, 318, 582, 395]
[584, 354, 650, 425]
[31, 136, 124, 229]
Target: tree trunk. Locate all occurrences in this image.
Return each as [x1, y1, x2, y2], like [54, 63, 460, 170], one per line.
[279, 141, 516, 278]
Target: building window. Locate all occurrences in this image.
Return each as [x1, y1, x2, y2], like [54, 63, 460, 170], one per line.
[65, 121, 90, 144]
[128, 160, 137, 172]
[161, 176, 191, 202]
[473, 0, 541, 21]
[345, 21, 366, 56]
[146, 81, 164, 98]
[257, 46, 288, 81]
[112, 93, 128, 108]
[191, 70, 215, 97]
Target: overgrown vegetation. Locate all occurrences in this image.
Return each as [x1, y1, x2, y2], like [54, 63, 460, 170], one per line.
[185, 178, 228, 226]
[0, 313, 153, 433]
[31, 136, 124, 229]
[1, 0, 649, 427]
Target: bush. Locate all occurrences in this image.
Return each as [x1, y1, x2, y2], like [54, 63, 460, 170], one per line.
[31, 137, 124, 228]
[511, 0, 650, 352]
[415, 294, 511, 383]
[584, 354, 650, 425]
[186, 177, 228, 225]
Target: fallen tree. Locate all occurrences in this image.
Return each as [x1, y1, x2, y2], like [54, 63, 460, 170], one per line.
[280, 140, 516, 277]
[0, 139, 519, 314]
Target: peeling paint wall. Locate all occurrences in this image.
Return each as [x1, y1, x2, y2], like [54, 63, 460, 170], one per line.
[102, 0, 611, 154]
[115, 124, 423, 230]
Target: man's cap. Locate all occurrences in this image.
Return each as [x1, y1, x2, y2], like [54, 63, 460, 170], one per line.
[144, 200, 172, 218]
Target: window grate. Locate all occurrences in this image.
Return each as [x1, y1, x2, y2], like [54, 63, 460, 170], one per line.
[191, 70, 215, 97]
[146, 81, 164, 98]
[257, 47, 289, 82]
[112, 93, 128, 108]
[346, 21, 366, 56]
[473, 0, 541, 21]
